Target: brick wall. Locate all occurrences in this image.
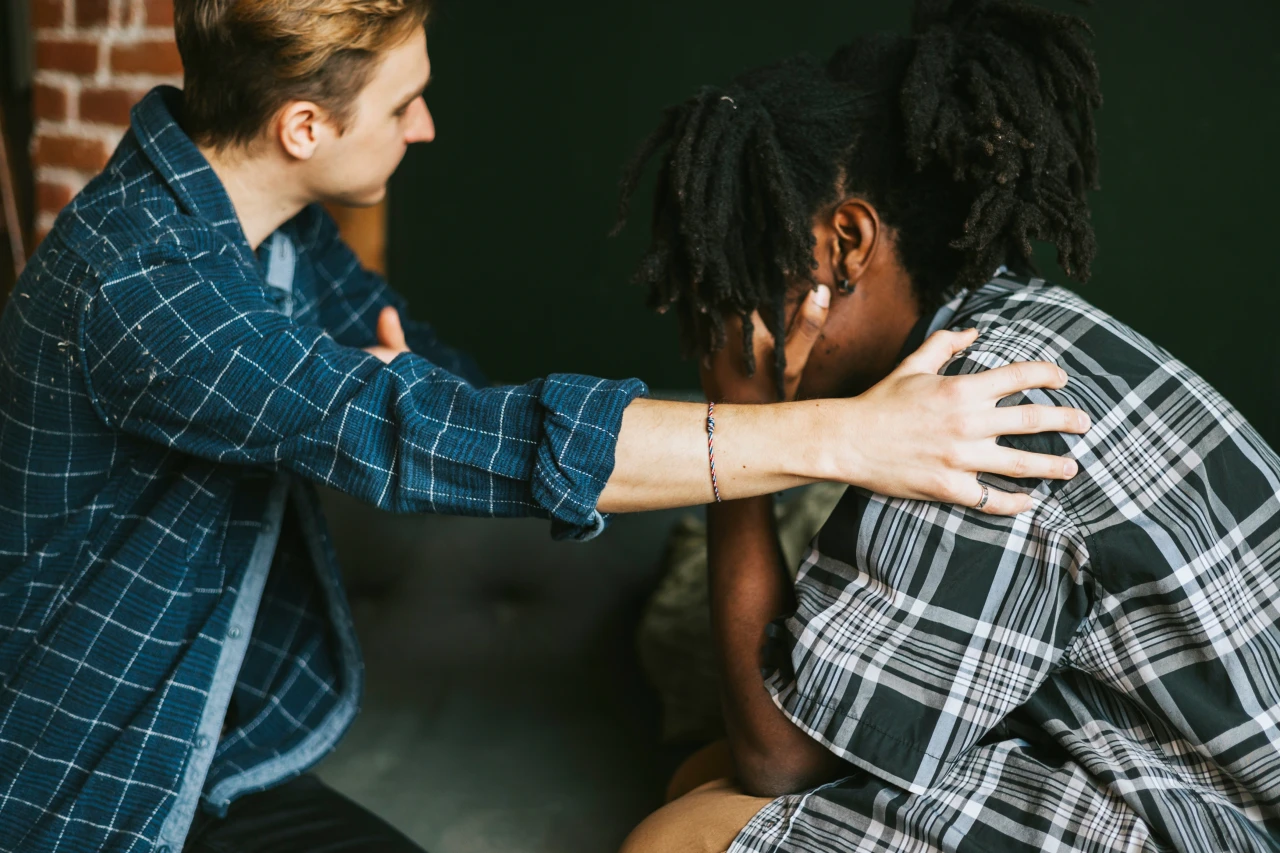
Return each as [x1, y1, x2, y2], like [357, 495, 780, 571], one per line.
[30, 0, 179, 243]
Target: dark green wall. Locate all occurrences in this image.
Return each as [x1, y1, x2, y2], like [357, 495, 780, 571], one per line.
[388, 1, 1280, 445]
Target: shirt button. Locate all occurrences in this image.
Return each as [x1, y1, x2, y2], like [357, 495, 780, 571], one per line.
[227, 627, 241, 639]
[195, 735, 210, 749]
[156, 846, 170, 853]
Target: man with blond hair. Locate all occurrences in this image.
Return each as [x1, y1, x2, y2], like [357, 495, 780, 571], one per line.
[0, 0, 1092, 849]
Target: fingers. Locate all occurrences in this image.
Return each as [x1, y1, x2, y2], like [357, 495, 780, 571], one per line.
[980, 446, 1079, 481]
[782, 286, 831, 394]
[898, 328, 980, 375]
[899, 329, 1072, 403]
[364, 307, 410, 365]
[376, 306, 408, 352]
[971, 482, 1034, 516]
[976, 360, 1069, 399]
[985, 404, 1091, 436]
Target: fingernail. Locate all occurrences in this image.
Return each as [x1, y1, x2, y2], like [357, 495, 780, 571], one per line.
[1058, 368, 1069, 384]
[1078, 412, 1091, 430]
[813, 285, 830, 308]
[1064, 459, 1078, 478]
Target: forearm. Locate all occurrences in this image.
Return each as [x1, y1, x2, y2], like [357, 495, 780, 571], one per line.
[706, 497, 849, 797]
[597, 398, 837, 513]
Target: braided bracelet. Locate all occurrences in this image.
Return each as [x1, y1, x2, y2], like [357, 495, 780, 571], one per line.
[706, 401, 722, 503]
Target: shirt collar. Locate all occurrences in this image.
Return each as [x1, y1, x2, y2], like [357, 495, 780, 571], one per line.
[130, 86, 256, 265]
[895, 287, 974, 363]
[893, 267, 1020, 364]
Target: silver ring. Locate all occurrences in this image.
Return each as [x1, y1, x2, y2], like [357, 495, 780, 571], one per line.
[974, 483, 990, 511]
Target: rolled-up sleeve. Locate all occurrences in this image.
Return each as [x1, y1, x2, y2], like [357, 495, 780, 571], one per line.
[79, 232, 647, 538]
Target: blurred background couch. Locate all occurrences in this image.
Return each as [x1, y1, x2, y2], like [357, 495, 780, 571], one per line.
[313, 489, 687, 852]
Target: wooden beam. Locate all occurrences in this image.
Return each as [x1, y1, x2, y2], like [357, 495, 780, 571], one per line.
[324, 198, 387, 277]
[0, 102, 26, 284]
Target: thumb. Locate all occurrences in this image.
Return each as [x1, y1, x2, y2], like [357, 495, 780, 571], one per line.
[376, 306, 408, 353]
[782, 285, 831, 383]
[897, 327, 979, 376]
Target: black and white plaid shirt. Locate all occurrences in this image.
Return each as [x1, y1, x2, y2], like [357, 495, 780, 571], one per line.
[733, 276, 1280, 852]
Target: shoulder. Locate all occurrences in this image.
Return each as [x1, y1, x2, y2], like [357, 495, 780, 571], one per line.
[42, 132, 242, 281]
[945, 278, 1188, 414]
[946, 278, 1276, 531]
[71, 213, 263, 354]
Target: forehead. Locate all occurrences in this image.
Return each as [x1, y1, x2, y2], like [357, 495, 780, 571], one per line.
[370, 26, 430, 94]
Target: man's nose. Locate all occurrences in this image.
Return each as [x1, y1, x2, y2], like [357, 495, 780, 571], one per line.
[405, 98, 435, 144]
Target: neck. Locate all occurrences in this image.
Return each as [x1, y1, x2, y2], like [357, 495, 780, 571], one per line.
[827, 268, 923, 399]
[198, 143, 310, 250]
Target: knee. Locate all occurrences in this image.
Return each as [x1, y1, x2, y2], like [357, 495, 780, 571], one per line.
[619, 803, 697, 853]
[619, 777, 771, 853]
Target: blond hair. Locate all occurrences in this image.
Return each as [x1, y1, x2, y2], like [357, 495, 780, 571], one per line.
[176, 0, 430, 148]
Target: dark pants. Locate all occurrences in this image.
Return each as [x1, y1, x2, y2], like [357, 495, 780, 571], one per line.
[183, 775, 425, 853]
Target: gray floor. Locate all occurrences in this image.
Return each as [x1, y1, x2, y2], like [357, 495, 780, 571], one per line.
[313, 488, 691, 853]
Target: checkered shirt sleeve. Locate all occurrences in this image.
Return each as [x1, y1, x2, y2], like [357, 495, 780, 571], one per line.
[80, 224, 642, 537]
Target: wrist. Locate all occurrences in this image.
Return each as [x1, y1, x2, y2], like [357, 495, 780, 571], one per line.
[789, 398, 866, 486]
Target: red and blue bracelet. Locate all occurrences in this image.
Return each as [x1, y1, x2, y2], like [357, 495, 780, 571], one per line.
[707, 401, 722, 503]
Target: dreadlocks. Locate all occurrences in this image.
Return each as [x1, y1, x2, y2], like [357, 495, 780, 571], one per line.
[616, 0, 1101, 383]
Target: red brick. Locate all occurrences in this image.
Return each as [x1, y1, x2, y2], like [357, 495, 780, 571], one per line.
[36, 181, 76, 215]
[145, 0, 175, 27]
[31, 0, 65, 29]
[80, 87, 144, 126]
[76, 0, 113, 26]
[33, 84, 69, 122]
[110, 40, 183, 75]
[33, 134, 110, 172]
[35, 38, 100, 75]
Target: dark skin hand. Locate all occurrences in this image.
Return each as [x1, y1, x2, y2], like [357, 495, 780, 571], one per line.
[703, 196, 1089, 797]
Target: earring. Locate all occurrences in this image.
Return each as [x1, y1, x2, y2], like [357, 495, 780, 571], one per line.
[836, 277, 856, 296]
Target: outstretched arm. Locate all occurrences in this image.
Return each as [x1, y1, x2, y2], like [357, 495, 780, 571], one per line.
[367, 290, 1088, 515]
[599, 332, 1085, 514]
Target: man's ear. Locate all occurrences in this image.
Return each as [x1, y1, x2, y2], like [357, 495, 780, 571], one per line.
[832, 199, 881, 283]
[276, 100, 330, 161]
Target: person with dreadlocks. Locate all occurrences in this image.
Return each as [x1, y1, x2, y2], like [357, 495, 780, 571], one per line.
[616, 1, 1280, 851]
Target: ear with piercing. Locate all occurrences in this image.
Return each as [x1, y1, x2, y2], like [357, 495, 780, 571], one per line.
[834, 239, 855, 295]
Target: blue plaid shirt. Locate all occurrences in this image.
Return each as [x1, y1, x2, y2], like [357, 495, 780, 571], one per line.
[0, 87, 646, 853]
